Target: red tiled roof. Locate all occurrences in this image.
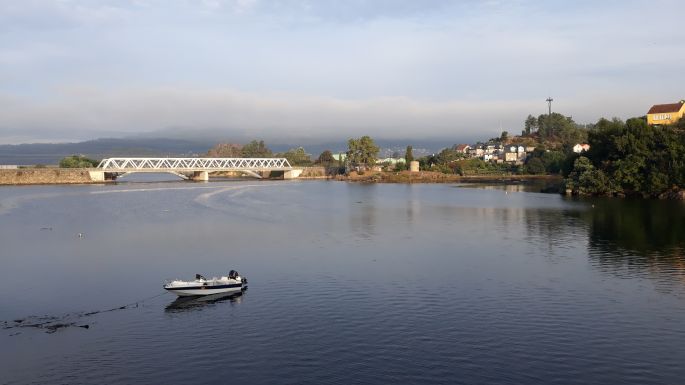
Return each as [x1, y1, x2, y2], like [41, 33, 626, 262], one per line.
[455, 144, 470, 151]
[648, 102, 685, 114]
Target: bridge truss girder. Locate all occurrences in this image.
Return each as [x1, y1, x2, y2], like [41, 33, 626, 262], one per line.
[97, 157, 292, 171]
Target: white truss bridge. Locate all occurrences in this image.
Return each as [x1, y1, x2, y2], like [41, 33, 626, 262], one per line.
[94, 157, 296, 180]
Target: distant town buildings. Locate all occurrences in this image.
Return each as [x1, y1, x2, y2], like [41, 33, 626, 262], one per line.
[376, 157, 405, 165]
[454, 144, 471, 154]
[647, 100, 685, 125]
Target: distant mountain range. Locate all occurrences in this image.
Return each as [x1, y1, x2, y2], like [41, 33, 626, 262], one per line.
[0, 137, 457, 165]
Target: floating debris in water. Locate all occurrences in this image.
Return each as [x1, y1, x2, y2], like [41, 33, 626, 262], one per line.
[40, 227, 52, 231]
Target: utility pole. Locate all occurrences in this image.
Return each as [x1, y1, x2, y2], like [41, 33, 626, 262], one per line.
[545, 97, 554, 139]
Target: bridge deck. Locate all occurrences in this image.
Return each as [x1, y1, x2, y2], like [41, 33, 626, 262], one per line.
[97, 157, 293, 171]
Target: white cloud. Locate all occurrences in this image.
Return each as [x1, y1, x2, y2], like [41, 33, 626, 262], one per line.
[0, 1, 683, 143]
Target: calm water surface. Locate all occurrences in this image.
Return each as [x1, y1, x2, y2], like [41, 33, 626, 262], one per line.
[1, 180, 685, 385]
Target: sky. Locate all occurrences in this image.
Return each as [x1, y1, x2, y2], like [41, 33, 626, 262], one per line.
[1, 0, 684, 144]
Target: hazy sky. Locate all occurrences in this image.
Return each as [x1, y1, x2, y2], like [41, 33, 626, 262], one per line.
[1, 0, 684, 144]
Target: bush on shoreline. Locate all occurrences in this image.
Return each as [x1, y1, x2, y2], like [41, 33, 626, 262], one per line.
[59, 155, 99, 168]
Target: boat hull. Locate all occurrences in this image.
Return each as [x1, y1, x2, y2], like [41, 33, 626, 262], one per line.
[164, 283, 244, 297]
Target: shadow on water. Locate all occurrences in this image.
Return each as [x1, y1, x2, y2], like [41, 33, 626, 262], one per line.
[566, 197, 685, 284]
[164, 291, 246, 313]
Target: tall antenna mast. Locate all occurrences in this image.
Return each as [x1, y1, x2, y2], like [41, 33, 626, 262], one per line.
[545, 97, 554, 138]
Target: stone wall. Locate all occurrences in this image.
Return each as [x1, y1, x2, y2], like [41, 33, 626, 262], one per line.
[0, 168, 96, 185]
[297, 166, 329, 178]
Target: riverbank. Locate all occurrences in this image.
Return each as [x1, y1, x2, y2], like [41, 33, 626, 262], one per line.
[0, 167, 561, 186]
[336, 170, 563, 184]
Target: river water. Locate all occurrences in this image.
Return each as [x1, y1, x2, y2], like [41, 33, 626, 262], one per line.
[1, 179, 684, 385]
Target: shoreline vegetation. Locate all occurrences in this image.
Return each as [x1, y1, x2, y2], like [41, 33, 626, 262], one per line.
[3, 111, 685, 199]
[335, 170, 562, 185]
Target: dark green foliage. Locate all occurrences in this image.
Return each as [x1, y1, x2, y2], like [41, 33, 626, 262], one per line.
[405, 146, 414, 164]
[347, 136, 379, 168]
[561, 152, 580, 177]
[565, 157, 613, 195]
[523, 147, 566, 175]
[564, 118, 685, 197]
[59, 155, 99, 168]
[416, 147, 468, 174]
[531, 112, 588, 145]
[500, 131, 509, 142]
[241, 140, 272, 157]
[524, 157, 546, 175]
[540, 150, 566, 174]
[394, 161, 408, 171]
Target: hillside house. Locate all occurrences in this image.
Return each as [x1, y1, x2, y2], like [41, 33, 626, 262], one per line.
[573, 144, 590, 153]
[647, 100, 685, 125]
[455, 144, 471, 154]
[504, 145, 526, 163]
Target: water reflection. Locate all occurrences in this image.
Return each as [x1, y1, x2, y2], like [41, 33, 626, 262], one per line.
[348, 184, 378, 240]
[575, 198, 685, 285]
[165, 291, 245, 313]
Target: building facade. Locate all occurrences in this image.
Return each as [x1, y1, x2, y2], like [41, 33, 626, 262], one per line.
[647, 100, 685, 125]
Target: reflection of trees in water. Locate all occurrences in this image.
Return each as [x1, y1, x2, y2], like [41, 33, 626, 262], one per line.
[518, 198, 685, 288]
[579, 199, 685, 287]
[347, 184, 377, 240]
[522, 208, 588, 260]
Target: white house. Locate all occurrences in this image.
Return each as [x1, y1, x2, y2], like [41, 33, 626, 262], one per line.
[573, 144, 590, 153]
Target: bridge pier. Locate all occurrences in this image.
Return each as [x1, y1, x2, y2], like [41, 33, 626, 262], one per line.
[190, 171, 209, 181]
[284, 169, 303, 179]
[88, 171, 105, 182]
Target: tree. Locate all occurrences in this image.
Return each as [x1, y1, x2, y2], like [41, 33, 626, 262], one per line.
[317, 150, 334, 166]
[207, 143, 242, 157]
[565, 156, 612, 195]
[405, 145, 414, 164]
[562, 116, 685, 197]
[541, 150, 566, 174]
[436, 147, 463, 165]
[535, 112, 586, 145]
[280, 147, 311, 166]
[500, 131, 509, 143]
[59, 155, 99, 168]
[524, 157, 546, 175]
[346, 136, 379, 168]
[241, 140, 272, 157]
[524, 115, 537, 135]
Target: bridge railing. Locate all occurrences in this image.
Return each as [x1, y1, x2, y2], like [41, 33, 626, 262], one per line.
[96, 157, 293, 170]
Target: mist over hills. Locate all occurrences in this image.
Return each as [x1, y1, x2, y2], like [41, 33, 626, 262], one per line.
[0, 136, 461, 165]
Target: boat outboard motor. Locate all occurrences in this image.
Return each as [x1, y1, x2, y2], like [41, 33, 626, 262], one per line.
[195, 274, 206, 280]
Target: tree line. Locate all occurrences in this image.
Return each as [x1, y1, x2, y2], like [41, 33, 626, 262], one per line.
[564, 117, 685, 197]
[55, 113, 685, 198]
